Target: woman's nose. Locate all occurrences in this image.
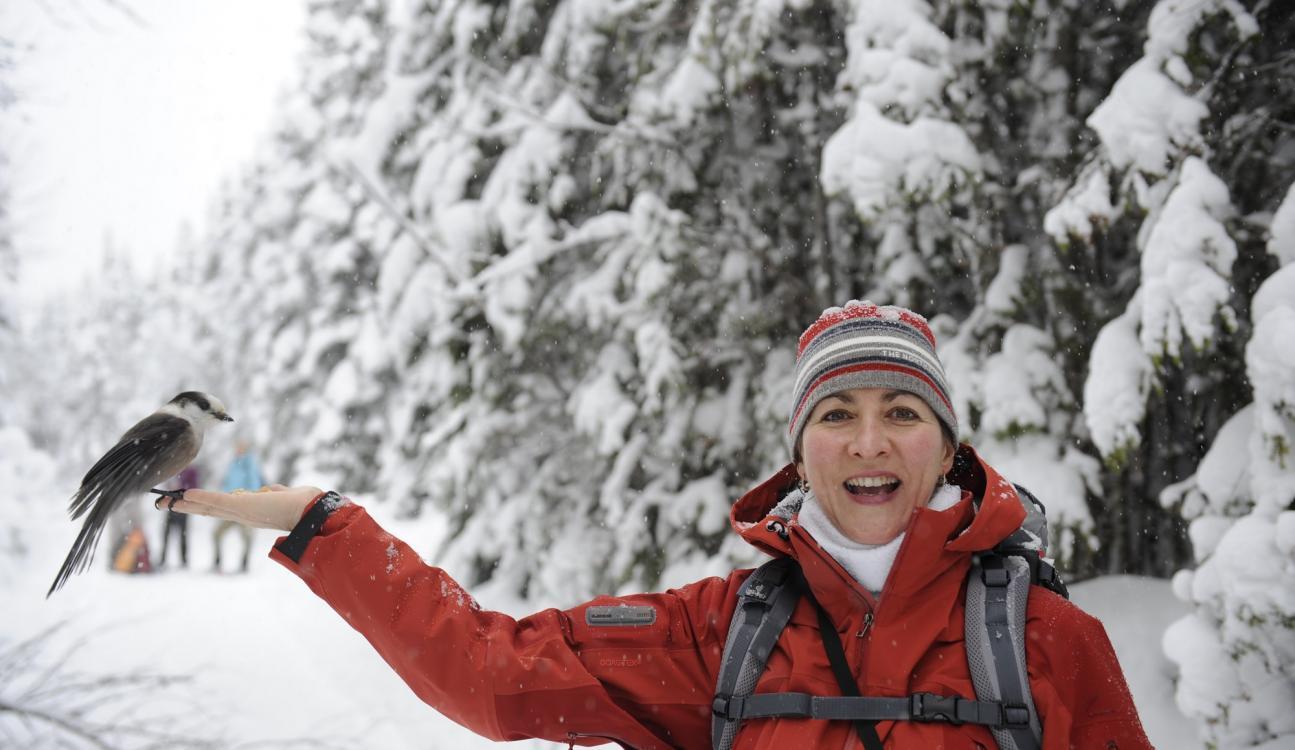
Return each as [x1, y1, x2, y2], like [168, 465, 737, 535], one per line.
[847, 416, 889, 457]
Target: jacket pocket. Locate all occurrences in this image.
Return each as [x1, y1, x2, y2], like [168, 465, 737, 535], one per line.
[569, 597, 672, 645]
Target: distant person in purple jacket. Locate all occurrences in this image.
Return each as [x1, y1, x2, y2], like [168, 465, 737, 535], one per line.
[157, 464, 200, 568]
[214, 440, 264, 574]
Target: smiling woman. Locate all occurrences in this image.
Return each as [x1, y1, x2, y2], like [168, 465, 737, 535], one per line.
[787, 303, 961, 547]
[798, 388, 956, 546]
[161, 300, 1153, 750]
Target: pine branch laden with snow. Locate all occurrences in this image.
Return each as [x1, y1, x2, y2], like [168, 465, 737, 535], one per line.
[820, 0, 987, 307]
[1138, 157, 1238, 361]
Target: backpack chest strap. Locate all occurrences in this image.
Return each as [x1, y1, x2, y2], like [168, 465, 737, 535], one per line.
[712, 691, 1030, 728]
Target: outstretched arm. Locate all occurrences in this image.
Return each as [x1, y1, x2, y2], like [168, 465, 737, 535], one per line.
[160, 487, 729, 749]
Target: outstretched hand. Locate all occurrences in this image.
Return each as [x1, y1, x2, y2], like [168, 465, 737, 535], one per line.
[158, 485, 322, 531]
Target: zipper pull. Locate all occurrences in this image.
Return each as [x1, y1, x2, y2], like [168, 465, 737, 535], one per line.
[856, 611, 874, 638]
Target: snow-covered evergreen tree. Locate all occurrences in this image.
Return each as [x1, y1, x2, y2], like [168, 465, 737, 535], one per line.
[809, 0, 1181, 574]
[170, 0, 1287, 602]
[946, 0, 1158, 575]
[363, 0, 867, 594]
[1051, 1, 1294, 745]
[188, 0, 402, 490]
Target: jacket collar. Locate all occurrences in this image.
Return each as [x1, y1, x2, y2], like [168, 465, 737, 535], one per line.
[729, 445, 1027, 624]
[731, 445, 1023, 552]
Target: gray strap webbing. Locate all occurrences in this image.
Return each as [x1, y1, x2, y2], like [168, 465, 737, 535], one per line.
[712, 558, 801, 750]
[712, 691, 1018, 727]
[966, 554, 1043, 750]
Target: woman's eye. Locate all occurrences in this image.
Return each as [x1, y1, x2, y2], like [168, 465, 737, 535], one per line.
[822, 409, 851, 422]
[890, 406, 919, 421]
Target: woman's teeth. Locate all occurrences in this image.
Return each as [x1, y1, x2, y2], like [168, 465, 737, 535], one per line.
[845, 477, 900, 495]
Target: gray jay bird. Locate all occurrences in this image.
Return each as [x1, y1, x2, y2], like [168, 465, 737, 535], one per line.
[47, 391, 234, 597]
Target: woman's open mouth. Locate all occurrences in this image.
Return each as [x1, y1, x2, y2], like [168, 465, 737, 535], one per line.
[843, 475, 901, 504]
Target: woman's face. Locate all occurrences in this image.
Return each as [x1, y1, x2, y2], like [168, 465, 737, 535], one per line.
[796, 388, 956, 545]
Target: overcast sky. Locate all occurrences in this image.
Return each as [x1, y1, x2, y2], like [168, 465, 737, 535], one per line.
[2, 0, 307, 307]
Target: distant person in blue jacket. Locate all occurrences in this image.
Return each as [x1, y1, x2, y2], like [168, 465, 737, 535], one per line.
[214, 440, 264, 574]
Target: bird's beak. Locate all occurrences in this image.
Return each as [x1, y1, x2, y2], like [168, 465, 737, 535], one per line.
[218, 413, 234, 422]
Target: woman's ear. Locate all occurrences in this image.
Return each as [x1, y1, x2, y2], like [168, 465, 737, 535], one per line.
[940, 438, 956, 474]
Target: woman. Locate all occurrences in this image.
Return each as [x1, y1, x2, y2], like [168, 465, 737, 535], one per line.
[165, 301, 1150, 749]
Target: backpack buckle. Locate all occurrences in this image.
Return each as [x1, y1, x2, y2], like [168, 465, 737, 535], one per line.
[1001, 703, 1031, 728]
[712, 695, 745, 720]
[981, 567, 1011, 587]
[910, 693, 963, 725]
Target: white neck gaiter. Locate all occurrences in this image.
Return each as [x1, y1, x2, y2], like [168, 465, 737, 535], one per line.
[797, 482, 963, 596]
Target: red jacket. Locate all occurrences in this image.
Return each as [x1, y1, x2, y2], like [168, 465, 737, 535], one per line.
[272, 446, 1150, 749]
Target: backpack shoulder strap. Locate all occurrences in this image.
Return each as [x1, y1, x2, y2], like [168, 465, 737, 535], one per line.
[996, 483, 1069, 599]
[712, 556, 802, 750]
[965, 552, 1043, 750]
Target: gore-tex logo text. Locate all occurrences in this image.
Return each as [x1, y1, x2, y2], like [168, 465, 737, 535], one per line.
[598, 654, 643, 668]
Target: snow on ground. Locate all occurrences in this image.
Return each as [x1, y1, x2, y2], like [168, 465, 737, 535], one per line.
[3, 436, 1198, 749]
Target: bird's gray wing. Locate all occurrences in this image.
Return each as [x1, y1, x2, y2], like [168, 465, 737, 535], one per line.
[49, 414, 198, 597]
[68, 414, 198, 519]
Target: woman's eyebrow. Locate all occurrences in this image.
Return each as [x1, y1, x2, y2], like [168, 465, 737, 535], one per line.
[881, 390, 914, 402]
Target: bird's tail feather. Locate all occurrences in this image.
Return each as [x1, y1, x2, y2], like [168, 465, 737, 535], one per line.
[47, 501, 113, 598]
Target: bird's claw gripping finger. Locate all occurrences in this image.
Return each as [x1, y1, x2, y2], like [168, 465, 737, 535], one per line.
[150, 488, 185, 510]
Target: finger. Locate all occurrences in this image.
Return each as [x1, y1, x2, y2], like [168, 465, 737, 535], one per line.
[181, 487, 228, 506]
[160, 496, 222, 519]
[205, 487, 313, 530]
[161, 488, 243, 521]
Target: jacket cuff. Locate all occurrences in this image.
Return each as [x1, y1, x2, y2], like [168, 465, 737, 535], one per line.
[271, 491, 352, 563]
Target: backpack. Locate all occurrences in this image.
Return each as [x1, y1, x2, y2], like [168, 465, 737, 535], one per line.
[711, 483, 1067, 750]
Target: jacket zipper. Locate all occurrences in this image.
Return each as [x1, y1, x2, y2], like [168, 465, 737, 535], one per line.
[856, 611, 874, 638]
[853, 521, 922, 677]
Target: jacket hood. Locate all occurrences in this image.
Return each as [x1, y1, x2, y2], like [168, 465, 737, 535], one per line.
[729, 444, 1027, 560]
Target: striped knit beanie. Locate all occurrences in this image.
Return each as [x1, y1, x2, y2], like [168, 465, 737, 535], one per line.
[788, 301, 958, 457]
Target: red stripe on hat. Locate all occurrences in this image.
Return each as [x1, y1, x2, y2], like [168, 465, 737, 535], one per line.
[797, 304, 936, 356]
[788, 361, 953, 435]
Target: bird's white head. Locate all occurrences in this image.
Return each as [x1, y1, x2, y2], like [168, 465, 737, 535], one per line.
[165, 391, 234, 426]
